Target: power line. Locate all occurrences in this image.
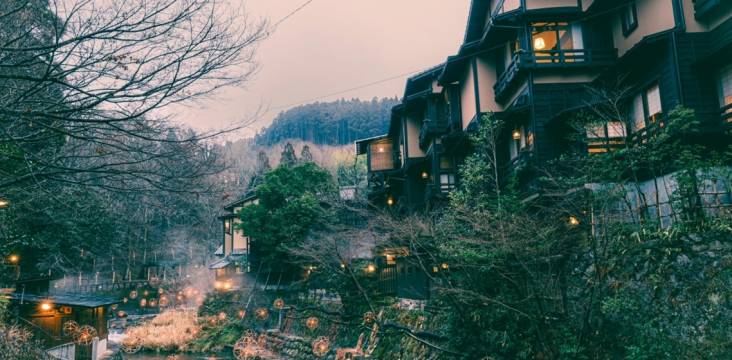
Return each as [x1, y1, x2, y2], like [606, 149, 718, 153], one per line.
[256, 3, 633, 120]
[269, 69, 424, 112]
[272, 0, 316, 29]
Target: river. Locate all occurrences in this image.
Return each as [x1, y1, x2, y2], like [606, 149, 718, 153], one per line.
[122, 353, 233, 360]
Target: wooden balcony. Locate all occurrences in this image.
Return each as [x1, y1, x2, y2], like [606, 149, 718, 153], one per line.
[419, 119, 449, 149]
[494, 49, 617, 101]
[722, 103, 732, 125]
[587, 138, 626, 153]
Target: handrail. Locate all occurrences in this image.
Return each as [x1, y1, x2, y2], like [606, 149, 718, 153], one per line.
[721, 103, 732, 123]
[494, 49, 618, 99]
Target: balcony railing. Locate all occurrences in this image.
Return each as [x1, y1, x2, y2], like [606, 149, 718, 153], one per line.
[628, 120, 665, 144]
[722, 103, 732, 125]
[494, 49, 618, 100]
[419, 119, 449, 148]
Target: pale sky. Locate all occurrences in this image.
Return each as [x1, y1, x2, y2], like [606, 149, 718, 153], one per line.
[174, 0, 471, 139]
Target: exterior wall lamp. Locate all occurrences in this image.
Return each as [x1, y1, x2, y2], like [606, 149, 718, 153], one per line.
[512, 129, 521, 140]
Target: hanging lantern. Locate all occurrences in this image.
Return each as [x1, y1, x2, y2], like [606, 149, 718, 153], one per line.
[158, 288, 164, 295]
[62, 320, 79, 337]
[218, 312, 227, 321]
[123, 297, 129, 304]
[512, 129, 521, 140]
[312, 336, 330, 357]
[121, 337, 142, 354]
[366, 263, 377, 274]
[255, 308, 268, 320]
[363, 311, 376, 325]
[233, 330, 258, 360]
[74, 325, 97, 345]
[139, 298, 147, 308]
[117, 310, 128, 318]
[441, 263, 449, 270]
[273, 298, 285, 310]
[305, 316, 319, 330]
[143, 290, 149, 297]
[534, 37, 546, 50]
[421, 171, 429, 179]
[386, 196, 395, 206]
[40, 301, 53, 311]
[568, 215, 580, 226]
[110, 304, 118, 311]
[148, 299, 157, 307]
[238, 310, 246, 319]
[159, 297, 169, 307]
[129, 290, 138, 300]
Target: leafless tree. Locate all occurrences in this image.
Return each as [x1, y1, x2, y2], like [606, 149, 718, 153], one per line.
[0, 0, 268, 193]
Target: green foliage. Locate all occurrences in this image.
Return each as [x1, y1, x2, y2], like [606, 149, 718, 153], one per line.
[280, 142, 298, 167]
[239, 162, 335, 266]
[421, 107, 732, 359]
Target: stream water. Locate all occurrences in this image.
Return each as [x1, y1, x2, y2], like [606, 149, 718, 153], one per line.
[122, 353, 233, 360]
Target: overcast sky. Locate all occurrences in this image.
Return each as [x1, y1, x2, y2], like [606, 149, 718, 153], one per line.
[174, 0, 471, 139]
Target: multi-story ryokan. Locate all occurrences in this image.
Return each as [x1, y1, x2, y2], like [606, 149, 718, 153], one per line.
[357, 0, 731, 300]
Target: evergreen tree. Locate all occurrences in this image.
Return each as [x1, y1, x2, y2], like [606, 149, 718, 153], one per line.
[248, 151, 271, 189]
[300, 145, 314, 163]
[280, 142, 297, 167]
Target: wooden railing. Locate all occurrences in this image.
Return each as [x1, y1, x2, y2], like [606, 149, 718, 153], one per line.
[628, 120, 665, 144]
[378, 267, 397, 296]
[495, 49, 617, 100]
[721, 103, 732, 124]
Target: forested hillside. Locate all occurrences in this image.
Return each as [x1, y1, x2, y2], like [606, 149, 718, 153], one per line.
[255, 97, 399, 146]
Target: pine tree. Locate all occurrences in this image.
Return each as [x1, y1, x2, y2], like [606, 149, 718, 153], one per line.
[248, 151, 271, 189]
[256, 151, 271, 172]
[280, 142, 297, 166]
[300, 145, 314, 163]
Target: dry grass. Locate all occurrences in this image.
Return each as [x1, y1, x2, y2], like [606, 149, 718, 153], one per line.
[125, 310, 201, 352]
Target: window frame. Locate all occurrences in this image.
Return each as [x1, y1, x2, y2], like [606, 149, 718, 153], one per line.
[586, 121, 627, 153]
[621, 1, 638, 36]
[629, 82, 663, 133]
[439, 173, 456, 193]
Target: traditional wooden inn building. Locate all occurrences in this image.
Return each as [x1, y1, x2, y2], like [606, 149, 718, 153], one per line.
[357, 0, 732, 299]
[210, 192, 257, 290]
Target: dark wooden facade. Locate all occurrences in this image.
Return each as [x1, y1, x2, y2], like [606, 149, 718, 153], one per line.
[354, 0, 732, 300]
[358, 0, 732, 207]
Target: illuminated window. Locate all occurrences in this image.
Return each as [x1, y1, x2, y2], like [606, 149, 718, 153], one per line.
[440, 174, 456, 192]
[509, 126, 531, 160]
[630, 83, 663, 132]
[531, 23, 583, 63]
[621, 2, 638, 36]
[586, 121, 627, 153]
[224, 220, 232, 235]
